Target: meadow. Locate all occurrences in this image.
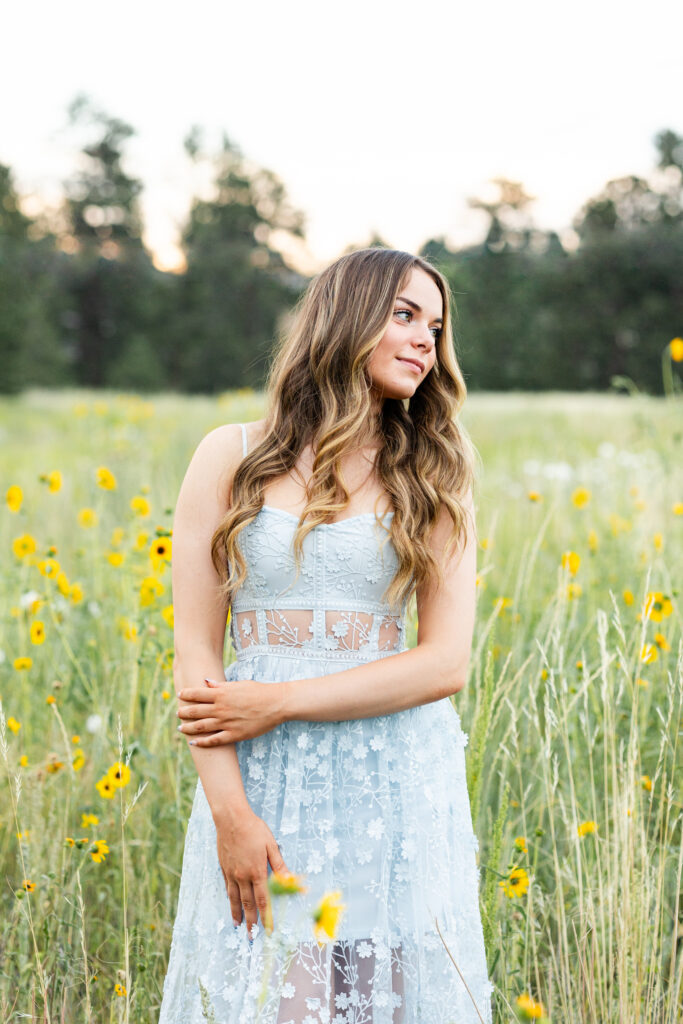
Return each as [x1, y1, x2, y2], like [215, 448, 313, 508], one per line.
[0, 387, 681, 1023]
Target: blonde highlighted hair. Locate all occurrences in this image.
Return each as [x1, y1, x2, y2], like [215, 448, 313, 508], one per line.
[211, 247, 478, 612]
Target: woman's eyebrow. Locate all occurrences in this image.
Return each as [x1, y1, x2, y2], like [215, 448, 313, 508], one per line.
[395, 296, 443, 325]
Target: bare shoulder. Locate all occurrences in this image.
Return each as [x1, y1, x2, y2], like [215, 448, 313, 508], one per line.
[177, 423, 243, 514]
[244, 418, 269, 449]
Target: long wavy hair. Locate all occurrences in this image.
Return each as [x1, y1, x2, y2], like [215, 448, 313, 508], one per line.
[211, 247, 478, 613]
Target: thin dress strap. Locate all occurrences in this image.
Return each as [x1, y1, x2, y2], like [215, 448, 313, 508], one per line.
[239, 423, 248, 458]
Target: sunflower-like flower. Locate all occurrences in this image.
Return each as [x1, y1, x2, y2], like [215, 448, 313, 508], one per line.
[312, 890, 345, 942]
[96, 466, 117, 491]
[499, 866, 530, 898]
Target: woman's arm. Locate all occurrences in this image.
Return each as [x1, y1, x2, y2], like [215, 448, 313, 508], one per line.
[178, 489, 477, 743]
[172, 424, 251, 823]
[173, 424, 292, 939]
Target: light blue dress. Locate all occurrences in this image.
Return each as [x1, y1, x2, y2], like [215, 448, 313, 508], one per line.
[159, 424, 493, 1024]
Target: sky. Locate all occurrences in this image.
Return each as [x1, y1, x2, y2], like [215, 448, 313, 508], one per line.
[3, 0, 682, 274]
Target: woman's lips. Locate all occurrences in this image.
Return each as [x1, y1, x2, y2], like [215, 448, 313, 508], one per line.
[397, 358, 423, 374]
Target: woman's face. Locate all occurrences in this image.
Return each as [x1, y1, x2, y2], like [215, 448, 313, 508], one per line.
[367, 267, 442, 403]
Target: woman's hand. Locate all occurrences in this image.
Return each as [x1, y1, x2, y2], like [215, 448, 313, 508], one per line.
[177, 678, 285, 746]
[215, 807, 290, 939]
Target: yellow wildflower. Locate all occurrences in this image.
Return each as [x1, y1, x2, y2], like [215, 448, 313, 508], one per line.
[69, 582, 84, 604]
[19, 755, 28, 767]
[90, 839, 109, 864]
[313, 890, 345, 942]
[513, 836, 527, 853]
[577, 820, 597, 837]
[571, 487, 591, 508]
[161, 604, 174, 629]
[22, 879, 36, 893]
[561, 550, 580, 575]
[38, 558, 60, 579]
[161, 690, 171, 700]
[38, 470, 63, 493]
[118, 617, 138, 641]
[65, 837, 76, 847]
[72, 749, 85, 772]
[149, 535, 172, 570]
[46, 695, 56, 706]
[516, 992, 547, 1019]
[566, 583, 582, 600]
[56, 571, 71, 596]
[77, 508, 98, 528]
[636, 677, 649, 688]
[107, 761, 131, 788]
[96, 466, 117, 490]
[130, 495, 151, 517]
[494, 596, 512, 615]
[46, 754, 64, 774]
[669, 337, 683, 361]
[588, 528, 598, 553]
[269, 871, 308, 896]
[7, 717, 21, 734]
[13, 657, 32, 671]
[623, 589, 634, 606]
[72, 734, 80, 744]
[81, 812, 99, 828]
[12, 534, 37, 559]
[641, 775, 652, 792]
[499, 866, 529, 898]
[114, 983, 127, 997]
[653, 532, 663, 552]
[30, 620, 45, 645]
[6, 485, 23, 512]
[135, 531, 150, 550]
[527, 490, 543, 502]
[641, 643, 658, 664]
[644, 591, 673, 622]
[96, 776, 116, 799]
[140, 576, 164, 607]
[654, 632, 670, 651]
[106, 551, 125, 567]
[673, 502, 683, 516]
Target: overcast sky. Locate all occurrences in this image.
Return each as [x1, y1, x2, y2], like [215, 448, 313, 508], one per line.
[3, 0, 681, 273]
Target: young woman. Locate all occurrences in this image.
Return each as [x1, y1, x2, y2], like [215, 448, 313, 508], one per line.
[158, 248, 493, 1023]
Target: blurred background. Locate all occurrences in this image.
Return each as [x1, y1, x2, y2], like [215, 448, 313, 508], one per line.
[1, 0, 682, 396]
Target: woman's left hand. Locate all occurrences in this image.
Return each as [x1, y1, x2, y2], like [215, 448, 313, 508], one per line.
[176, 679, 285, 747]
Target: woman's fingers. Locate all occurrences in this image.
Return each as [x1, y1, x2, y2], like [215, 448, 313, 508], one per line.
[189, 730, 232, 748]
[177, 702, 216, 720]
[253, 876, 273, 935]
[227, 879, 242, 928]
[238, 880, 258, 941]
[267, 840, 289, 876]
[178, 717, 221, 735]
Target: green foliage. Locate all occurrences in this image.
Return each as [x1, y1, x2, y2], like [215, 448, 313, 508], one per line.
[0, 101, 682, 396]
[0, 389, 681, 1021]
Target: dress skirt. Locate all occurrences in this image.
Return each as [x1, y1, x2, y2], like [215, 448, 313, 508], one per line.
[158, 650, 494, 1023]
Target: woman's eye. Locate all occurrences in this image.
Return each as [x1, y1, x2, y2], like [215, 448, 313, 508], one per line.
[394, 309, 411, 321]
[430, 327, 442, 339]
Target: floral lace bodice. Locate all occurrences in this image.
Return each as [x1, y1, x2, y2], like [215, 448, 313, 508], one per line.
[229, 505, 408, 662]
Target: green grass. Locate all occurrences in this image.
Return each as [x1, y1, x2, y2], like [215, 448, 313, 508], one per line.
[0, 388, 681, 1023]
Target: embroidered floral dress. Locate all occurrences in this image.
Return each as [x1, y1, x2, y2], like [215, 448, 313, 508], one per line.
[158, 425, 493, 1024]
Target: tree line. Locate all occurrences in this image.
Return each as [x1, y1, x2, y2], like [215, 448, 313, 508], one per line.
[1, 93, 681, 395]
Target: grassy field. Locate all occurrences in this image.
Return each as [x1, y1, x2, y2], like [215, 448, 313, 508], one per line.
[0, 388, 681, 1023]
